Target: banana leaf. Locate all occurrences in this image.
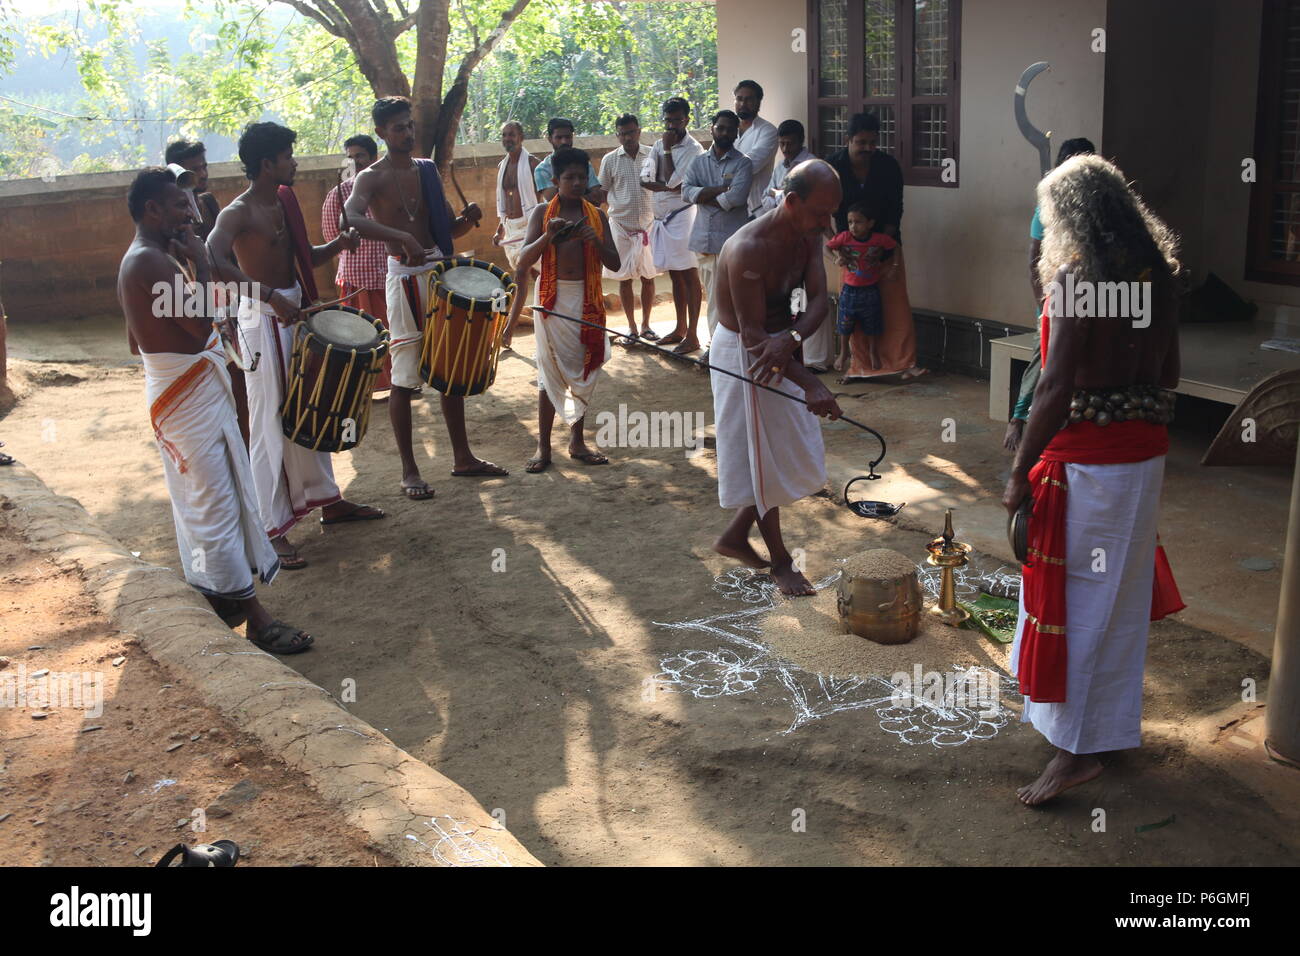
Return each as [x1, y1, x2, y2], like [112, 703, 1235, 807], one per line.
[959, 593, 1018, 644]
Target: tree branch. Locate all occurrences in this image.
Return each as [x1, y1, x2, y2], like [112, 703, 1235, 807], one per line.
[277, 0, 348, 40]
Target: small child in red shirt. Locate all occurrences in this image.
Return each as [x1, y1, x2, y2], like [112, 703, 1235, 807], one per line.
[826, 202, 898, 372]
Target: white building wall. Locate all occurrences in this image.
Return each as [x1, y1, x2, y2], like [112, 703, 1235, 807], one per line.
[713, 0, 1108, 326]
[715, 0, 809, 129]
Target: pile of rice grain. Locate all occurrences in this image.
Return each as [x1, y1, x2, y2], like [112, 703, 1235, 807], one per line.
[839, 548, 918, 580]
[760, 586, 1011, 680]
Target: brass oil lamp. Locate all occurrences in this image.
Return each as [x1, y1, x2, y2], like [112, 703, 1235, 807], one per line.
[926, 509, 971, 626]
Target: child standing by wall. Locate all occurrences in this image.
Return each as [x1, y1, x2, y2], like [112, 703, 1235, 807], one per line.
[827, 202, 898, 374]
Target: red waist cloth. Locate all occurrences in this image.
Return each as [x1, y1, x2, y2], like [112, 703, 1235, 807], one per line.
[1019, 420, 1183, 703]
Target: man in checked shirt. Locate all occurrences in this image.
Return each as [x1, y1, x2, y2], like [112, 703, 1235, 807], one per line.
[322, 135, 393, 394]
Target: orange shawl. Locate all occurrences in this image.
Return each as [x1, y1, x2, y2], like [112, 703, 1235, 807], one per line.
[539, 196, 606, 377]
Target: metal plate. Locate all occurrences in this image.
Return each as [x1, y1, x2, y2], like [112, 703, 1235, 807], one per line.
[1202, 368, 1300, 467]
[308, 309, 380, 349]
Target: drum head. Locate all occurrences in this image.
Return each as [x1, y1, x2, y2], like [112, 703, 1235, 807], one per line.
[308, 309, 380, 350]
[441, 265, 505, 301]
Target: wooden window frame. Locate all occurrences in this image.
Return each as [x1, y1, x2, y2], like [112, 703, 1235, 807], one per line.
[806, 0, 961, 188]
[1247, 0, 1300, 285]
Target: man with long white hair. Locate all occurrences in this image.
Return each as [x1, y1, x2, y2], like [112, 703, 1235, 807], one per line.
[1003, 154, 1182, 805]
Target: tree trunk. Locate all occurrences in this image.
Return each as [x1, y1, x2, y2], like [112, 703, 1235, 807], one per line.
[412, 1, 452, 158]
[428, 0, 533, 170]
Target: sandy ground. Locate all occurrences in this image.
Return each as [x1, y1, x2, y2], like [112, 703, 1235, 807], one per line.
[0, 527, 397, 866]
[2, 307, 1299, 866]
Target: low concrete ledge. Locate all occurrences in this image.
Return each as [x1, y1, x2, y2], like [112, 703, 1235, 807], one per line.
[0, 462, 541, 867]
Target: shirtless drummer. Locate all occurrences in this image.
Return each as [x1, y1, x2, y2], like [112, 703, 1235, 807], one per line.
[710, 159, 843, 596]
[207, 122, 384, 572]
[345, 96, 507, 499]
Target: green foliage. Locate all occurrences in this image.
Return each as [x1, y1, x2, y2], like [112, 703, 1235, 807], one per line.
[0, 0, 717, 179]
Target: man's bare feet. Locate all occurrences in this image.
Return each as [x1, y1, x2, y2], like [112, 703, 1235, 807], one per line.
[834, 352, 849, 373]
[771, 558, 815, 596]
[659, 329, 687, 346]
[713, 534, 771, 570]
[672, 338, 700, 355]
[1017, 750, 1103, 806]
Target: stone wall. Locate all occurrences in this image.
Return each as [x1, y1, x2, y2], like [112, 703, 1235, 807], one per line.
[0, 133, 699, 323]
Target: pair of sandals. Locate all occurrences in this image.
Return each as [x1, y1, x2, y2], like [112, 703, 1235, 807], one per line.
[525, 451, 609, 473]
[270, 504, 387, 570]
[398, 461, 509, 500]
[657, 331, 702, 355]
[210, 596, 313, 655]
[0, 441, 12, 466]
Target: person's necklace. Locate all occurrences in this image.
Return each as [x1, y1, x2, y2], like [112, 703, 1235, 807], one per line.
[268, 200, 286, 239]
[395, 167, 418, 222]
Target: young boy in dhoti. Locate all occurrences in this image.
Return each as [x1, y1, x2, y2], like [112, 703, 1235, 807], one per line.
[1003, 155, 1182, 805]
[709, 160, 843, 596]
[117, 167, 310, 654]
[514, 147, 621, 473]
[208, 122, 384, 571]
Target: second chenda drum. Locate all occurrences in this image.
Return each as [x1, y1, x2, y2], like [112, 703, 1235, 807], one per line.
[281, 306, 389, 452]
[420, 258, 514, 396]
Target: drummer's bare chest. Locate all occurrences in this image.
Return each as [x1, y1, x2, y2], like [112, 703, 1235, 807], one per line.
[370, 167, 431, 237]
[233, 201, 293, 277]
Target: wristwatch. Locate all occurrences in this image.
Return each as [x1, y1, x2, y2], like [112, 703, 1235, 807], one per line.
[788, 328, 803, 344]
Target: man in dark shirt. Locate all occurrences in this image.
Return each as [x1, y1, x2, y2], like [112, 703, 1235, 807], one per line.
[825, 113, 903, 240]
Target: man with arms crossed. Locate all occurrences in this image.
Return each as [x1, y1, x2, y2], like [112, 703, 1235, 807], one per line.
[641, 97, 705, 353]
[118, 167, 309, 653]
[598, 113, 659, 342]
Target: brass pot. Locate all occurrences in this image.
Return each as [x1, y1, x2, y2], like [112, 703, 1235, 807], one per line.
[836, 568, 923, 645]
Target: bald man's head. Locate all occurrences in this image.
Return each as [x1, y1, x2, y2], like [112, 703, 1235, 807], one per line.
[781, 159, 842, 234]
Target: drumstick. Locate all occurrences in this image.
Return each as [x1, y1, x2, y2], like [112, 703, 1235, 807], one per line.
[304, 288, 363, 314]
[448, 159, 478, 229]
[336, 167, 352, 233]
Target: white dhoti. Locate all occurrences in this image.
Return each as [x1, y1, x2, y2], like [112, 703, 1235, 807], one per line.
[143, 334, 279, 598]
[385, 256, 438, 390]
[697, 252, 720, 340]
[650, 206, 698, 272]
[499, 215, 529, 271]
[802, 312, 836, 369]
[603, 219, 657, 281]
[710, 325, 826, 516]
[237, 285, 340, 537]
[534, 279, 610, 425]
[1010, 456, 1165, 754]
